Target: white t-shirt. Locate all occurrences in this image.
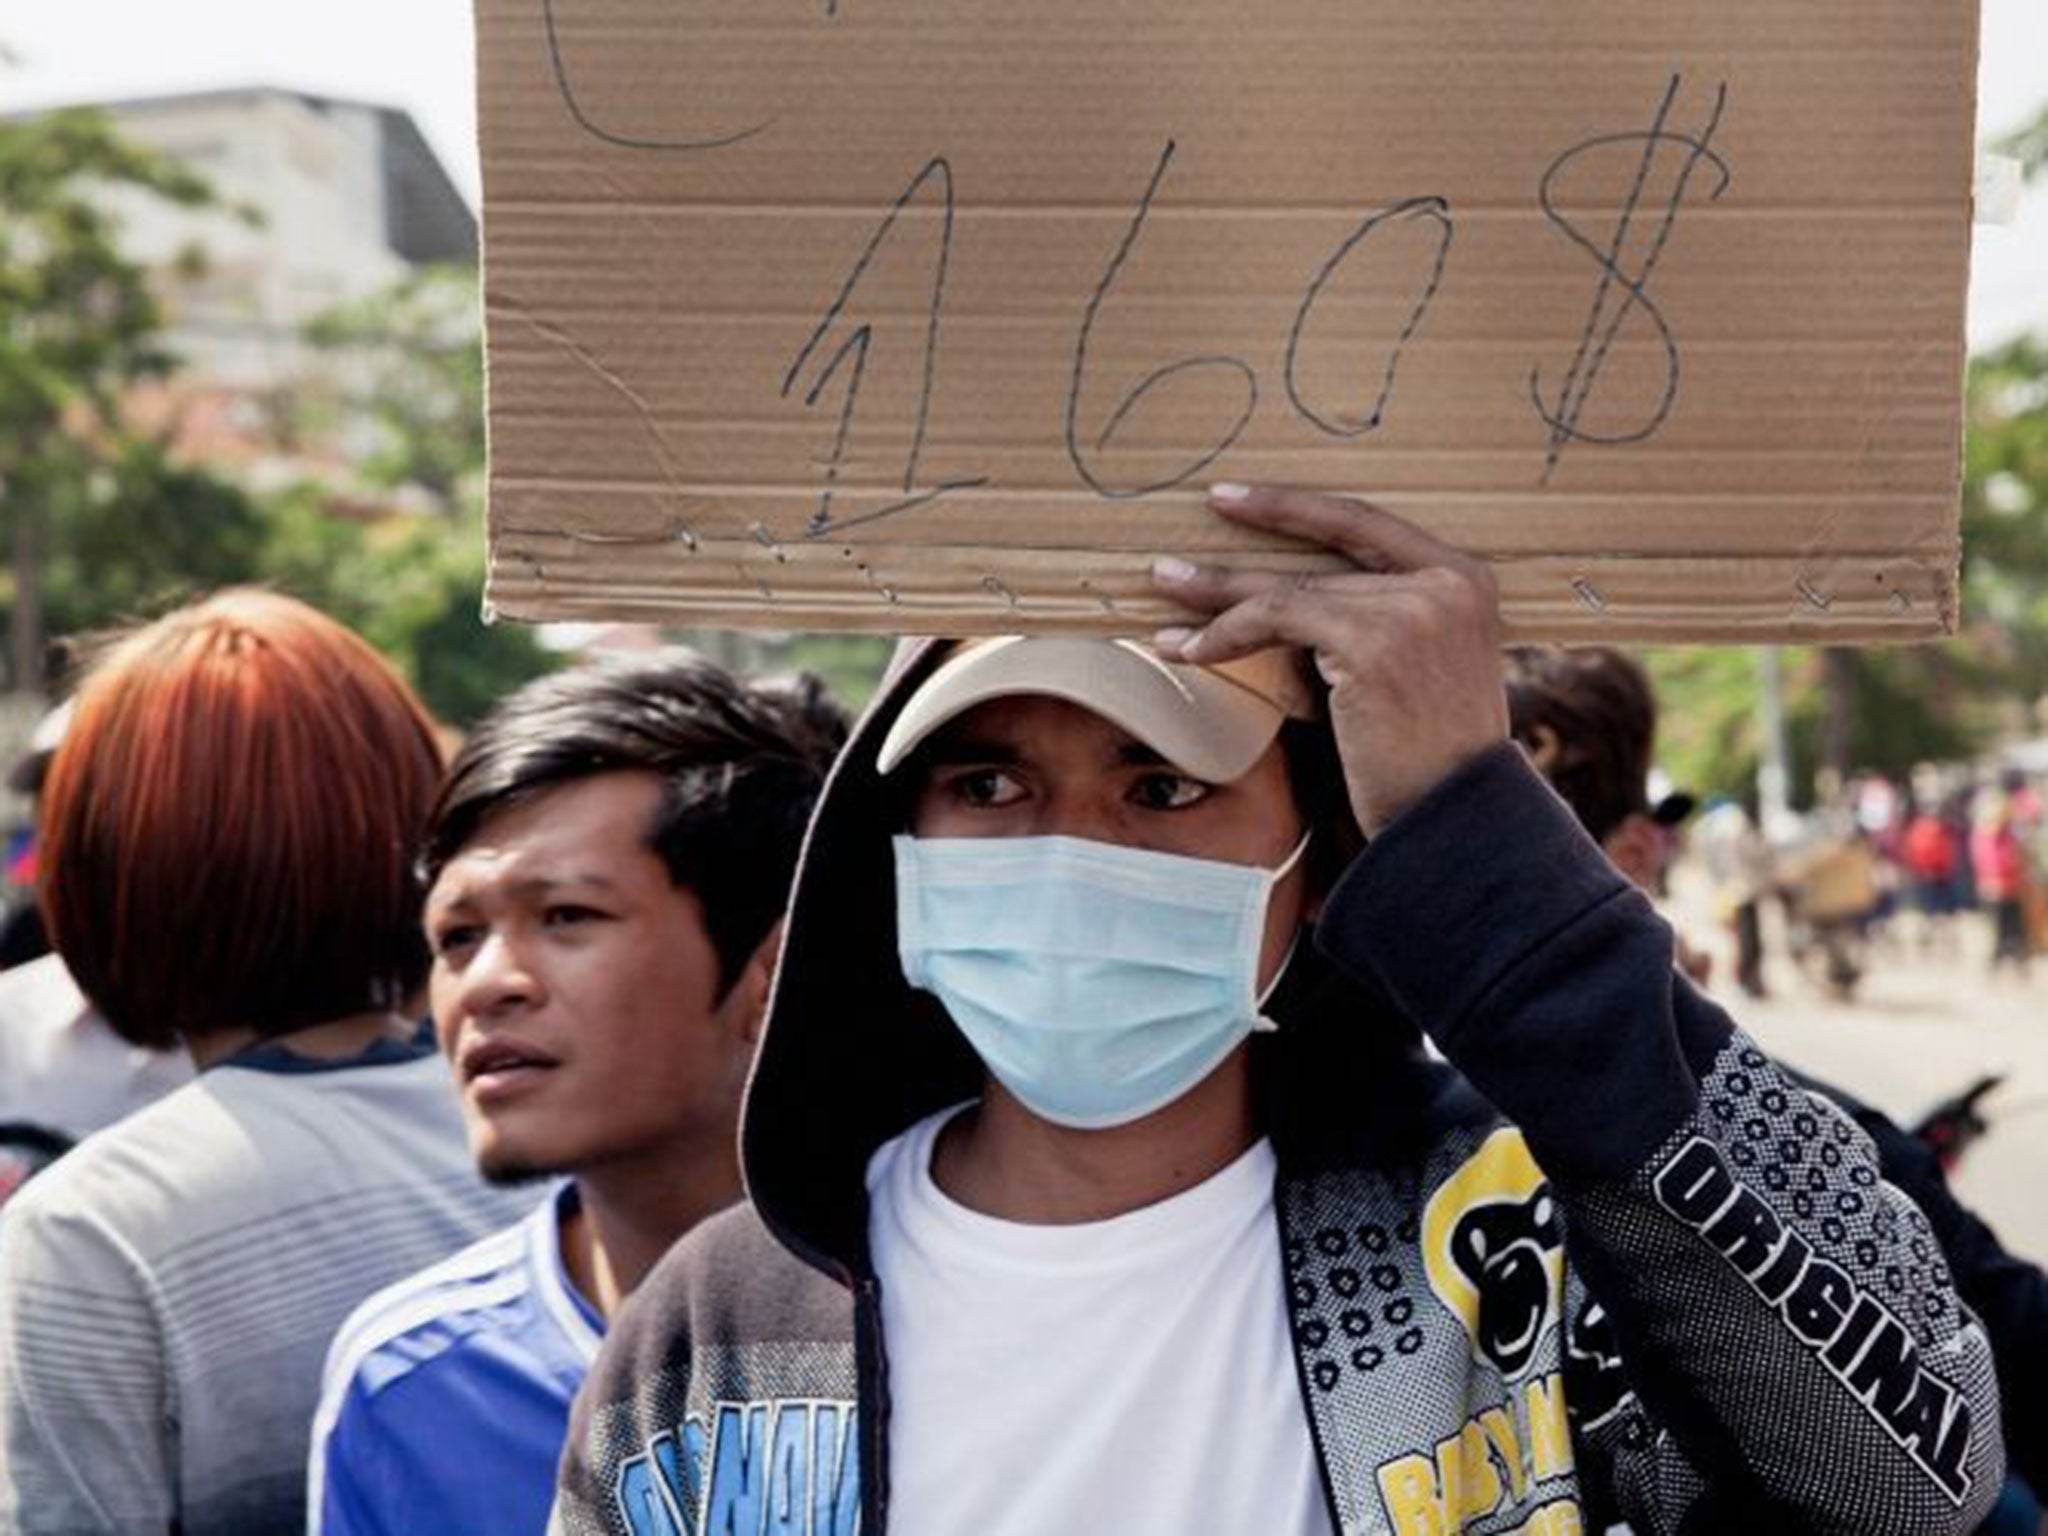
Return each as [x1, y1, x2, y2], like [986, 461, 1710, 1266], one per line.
[867, 1106, 1336, 1536]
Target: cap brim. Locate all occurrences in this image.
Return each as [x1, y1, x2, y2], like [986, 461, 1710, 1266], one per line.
[876, 637, 1300, 784]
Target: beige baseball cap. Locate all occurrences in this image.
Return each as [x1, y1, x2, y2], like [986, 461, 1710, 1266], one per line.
[875, 637, 1318, 783]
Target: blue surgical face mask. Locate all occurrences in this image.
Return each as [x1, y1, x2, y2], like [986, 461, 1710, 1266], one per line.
[892, 831, 1310, 1130]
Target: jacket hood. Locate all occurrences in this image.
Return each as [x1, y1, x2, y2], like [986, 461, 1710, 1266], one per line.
[740, 637, 1434, 1284]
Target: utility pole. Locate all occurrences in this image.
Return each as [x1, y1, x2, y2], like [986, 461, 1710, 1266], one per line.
[1755, 645, 1792, 834]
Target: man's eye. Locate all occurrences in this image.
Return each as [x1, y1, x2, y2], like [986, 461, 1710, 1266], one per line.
[431, 925, 481, 957]
[543, 905, 605, 929]
[1129, 772, 1211, 811]
[947, 768, 1026, 808]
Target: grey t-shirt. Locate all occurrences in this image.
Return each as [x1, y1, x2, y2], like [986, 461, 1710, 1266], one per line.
[0, 1029, 532, 1536]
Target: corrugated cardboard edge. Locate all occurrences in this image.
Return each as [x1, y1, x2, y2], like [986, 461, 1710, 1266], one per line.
[486, 532, 1958, 644]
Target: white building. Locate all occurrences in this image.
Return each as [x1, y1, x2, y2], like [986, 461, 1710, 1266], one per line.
[91, 87, 475, 396]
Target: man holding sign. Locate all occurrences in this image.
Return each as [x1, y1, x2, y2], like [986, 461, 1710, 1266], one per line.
[551, 487, 2001, 1535]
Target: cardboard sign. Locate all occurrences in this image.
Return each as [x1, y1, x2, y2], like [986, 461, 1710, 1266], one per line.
[476, 0, 1980, 641]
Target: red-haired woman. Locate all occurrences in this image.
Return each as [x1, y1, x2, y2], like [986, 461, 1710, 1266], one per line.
[0, 591, 529, 1535]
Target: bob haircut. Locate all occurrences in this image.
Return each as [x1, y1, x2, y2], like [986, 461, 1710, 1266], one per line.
[38, 590, 444, 1050]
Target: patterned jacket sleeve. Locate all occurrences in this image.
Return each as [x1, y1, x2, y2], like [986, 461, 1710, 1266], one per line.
[1315, 744, 2004, 1536]
[1817, 1084, 2048, 1496]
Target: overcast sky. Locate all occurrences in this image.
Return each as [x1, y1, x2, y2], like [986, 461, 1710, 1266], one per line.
[5, 0, 2044, 348]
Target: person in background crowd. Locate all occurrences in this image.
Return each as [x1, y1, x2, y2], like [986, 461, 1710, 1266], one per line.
[1944, 788, 1982, 917]
[555, 486, 2000, 1536]
[0, 700, 193, 1202]
[1903, 794, 1965, 954]
[0, 946, 192, 1203]
[1500, 646, 1717, 985]
[0, 700, 71, 970]
[1723, 793, 1776, 997]
[1972, 790, 2032, 976]
[2001, 769, 2048, 959]
[0, 591, 529, 1536]
[1689, 794, 1775, 999]
[1506, 642, 2047, 1536]
[2006, 769, 2043, 838]
[310, 653, 846, 1536]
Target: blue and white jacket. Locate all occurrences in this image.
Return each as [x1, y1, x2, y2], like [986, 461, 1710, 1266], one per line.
[314, 1183, 602, 1535]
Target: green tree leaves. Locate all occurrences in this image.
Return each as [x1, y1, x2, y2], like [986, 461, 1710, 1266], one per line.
[0, 104, 550, 725]
[0, 108, 222, 689]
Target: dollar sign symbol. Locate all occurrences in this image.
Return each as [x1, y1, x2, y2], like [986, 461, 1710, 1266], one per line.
[1530, 77, 1731, 480]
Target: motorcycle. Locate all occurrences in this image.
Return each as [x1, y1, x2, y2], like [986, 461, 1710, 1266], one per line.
[1911, 1072, 2006, 1176]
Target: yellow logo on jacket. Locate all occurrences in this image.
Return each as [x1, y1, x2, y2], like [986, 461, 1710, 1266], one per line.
[1422, 1127, 1564, 1380]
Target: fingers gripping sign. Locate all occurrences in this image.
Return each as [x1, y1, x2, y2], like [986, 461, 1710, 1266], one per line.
[1152, 484, 1509, 838]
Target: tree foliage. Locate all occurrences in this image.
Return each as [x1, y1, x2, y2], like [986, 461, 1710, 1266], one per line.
[281, 267, 555, 726]
[1994, 104, 2048, 183]
[0, 104, 548, 725]
[0, 108, 221, 689]
[1959, 334, 2048, 696]
[1650, 331, 2048, 801]
[254, 488, 553, 729]
[37, 438, 270, 642]
[299, 266, 487, 503]
[0, 109, 213, 427]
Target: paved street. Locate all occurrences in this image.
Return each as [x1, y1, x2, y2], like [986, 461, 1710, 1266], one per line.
[1673, 897, 2048, 1264]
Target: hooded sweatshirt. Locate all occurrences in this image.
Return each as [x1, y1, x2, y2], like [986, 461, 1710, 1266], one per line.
[552, 639, 2002, 1536]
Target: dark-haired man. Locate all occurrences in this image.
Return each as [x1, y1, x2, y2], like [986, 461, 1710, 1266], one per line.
[311, 653, 845, 1536]
[556, 488, 2002, 1536]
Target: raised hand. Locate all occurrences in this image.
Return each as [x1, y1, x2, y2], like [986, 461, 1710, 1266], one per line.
[1152, 483, 1508, 838]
